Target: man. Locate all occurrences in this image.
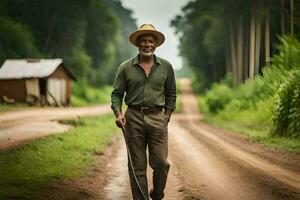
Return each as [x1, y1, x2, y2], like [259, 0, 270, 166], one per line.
[111, 24, 177, 200]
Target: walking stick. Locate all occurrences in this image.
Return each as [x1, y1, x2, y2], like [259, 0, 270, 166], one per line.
[121, 125, 148, 200]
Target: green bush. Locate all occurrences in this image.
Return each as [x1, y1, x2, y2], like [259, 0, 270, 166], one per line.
[222, 99, 249, 112]
[201, 36, 300, 139]
[269, 36, 300, 137]
[71, 81, 112, 106]
[219, 96, 273, 129]
[271, 69, 300, 137]
[203, 75, 263, 114]
[220, 73, 235, 88]
[233, 78, 265, 109]
[273, 36, 300, 69]
[205, 83, 233, 113]
[261, 36, 300, 96]
[192, 75, 205, 94]
[0, 17, 41, 63]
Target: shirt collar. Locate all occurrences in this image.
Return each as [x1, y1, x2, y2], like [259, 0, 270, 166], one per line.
[132, 54, 162, 66]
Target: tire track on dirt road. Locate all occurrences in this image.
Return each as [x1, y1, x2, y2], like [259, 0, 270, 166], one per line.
[104, 140, 131, 199]
[169, 120, 300, 200]
[169, 122, 272, 200]
[188, 121, 300, 190]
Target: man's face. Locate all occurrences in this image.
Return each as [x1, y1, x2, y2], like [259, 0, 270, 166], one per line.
[137, 34, 157, 57]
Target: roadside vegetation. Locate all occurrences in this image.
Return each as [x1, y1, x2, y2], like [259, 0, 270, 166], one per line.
[0, 104, 28, 113]
[198, 36, 300, 152]
[0, 114, 119, 200]
[175, 81, 182, 113]
[71, 81, 112, 106]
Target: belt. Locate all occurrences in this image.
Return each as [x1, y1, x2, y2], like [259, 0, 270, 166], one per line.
[128, 105, 163, 113]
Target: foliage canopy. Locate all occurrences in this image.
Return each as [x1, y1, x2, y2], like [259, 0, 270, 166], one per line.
[0, 0, 137, 86]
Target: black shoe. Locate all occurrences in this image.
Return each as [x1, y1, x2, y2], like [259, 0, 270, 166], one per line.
[149, 188, 163, 200]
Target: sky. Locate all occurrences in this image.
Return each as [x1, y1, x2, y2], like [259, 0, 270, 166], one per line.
[120, 0, 188, 70]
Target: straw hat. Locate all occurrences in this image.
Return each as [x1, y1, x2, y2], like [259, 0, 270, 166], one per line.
[129, 24, 165, 47]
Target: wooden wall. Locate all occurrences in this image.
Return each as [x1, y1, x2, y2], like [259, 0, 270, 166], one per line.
[48, 65, 72, 105]
[0, 80, 26, 103]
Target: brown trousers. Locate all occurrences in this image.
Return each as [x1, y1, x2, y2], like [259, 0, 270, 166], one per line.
[124, 108, 170, 200]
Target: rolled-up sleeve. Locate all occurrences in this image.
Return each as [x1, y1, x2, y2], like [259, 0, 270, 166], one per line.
[111, 64, 126, 115]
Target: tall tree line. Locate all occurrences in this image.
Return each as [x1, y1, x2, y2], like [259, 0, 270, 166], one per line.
[0, 0, 137, 86]
[171, 0, 300, 89]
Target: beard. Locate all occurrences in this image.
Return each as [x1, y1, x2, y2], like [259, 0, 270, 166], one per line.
[139, 49, 155, 57]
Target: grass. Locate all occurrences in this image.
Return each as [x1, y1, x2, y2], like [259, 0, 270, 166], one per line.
[201, 111, 300, 153]
[0, 114, 119, 200]
[0, 84, 112, 110]
[71, 83, 112, 106]
[198, 92, 300, 152]
[175, 93, 182, 113]
[174, 81, 182, 113]
[0, 104, 28, 113]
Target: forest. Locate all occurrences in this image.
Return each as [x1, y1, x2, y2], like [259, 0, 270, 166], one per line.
[0, 0, 137, 86]
[172, 0, 300, 139]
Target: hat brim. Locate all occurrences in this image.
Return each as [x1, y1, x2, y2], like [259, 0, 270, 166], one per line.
[129, 30, 165, 47]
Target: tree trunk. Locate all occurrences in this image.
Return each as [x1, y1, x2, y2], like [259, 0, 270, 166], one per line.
[281, 0, 285, 35]
[254, 15, 261, 75]
[265, 10, 270, 63]
[212, 64, 217, 82]
[230, 21, 238, 83]
[225, 49, 231, 74]
[237, 17, 244, 83]
[249, 13, 256, 79]
[43, 14, 57, 53]
[290, 0, 294, 35]
[243, 19, 250, 80]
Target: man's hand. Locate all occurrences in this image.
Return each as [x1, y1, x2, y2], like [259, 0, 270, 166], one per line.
[164, 109, 173, 122]
[115, 111, 126, 128]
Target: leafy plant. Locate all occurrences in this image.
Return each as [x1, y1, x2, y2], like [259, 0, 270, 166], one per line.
[205, 83, 233, 113]
[271, 69, 300, 137]
[261, 36, 300, 96]
[201, 36, 300, 140]
[71, 81, 112, 106]
[0, 17, 41, 62]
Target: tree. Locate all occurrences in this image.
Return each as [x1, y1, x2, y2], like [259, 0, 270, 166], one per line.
[171, 0, 227, 88]
[0, 0, 137, 86]
[172, 0, 298, 89]
[0, 17, 41, 62]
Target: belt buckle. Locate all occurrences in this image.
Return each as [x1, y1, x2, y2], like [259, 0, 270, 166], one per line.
[140, 107, 150, 112]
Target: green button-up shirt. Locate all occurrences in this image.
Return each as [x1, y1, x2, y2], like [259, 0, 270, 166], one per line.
[111, 54, 177, 114]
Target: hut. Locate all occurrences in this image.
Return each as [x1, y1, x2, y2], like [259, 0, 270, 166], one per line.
[0, 58, 76, 106]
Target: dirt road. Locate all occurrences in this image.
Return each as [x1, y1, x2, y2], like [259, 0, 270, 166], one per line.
[0, 104, 110, 150]
[103, 78, 300, 200]
[1, 78, 300, 200]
